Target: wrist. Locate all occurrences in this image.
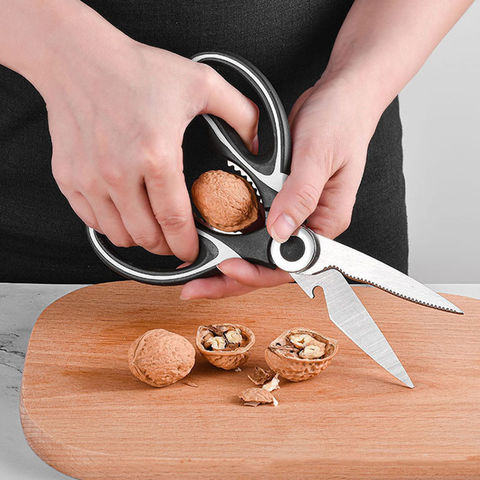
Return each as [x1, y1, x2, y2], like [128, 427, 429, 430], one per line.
[312, 69, 383, 140]
[4, 0, 134, 99]
[319, 53, 399, 132]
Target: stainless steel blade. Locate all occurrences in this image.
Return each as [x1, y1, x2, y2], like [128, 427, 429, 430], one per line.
[301, 232, 463, 314]
[291, 269, 414, 388]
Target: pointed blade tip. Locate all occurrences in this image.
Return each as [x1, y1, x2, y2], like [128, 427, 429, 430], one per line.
[427, 301, 463, 315]
[404, 378, 415, 389]
[449, 304, 464, 315]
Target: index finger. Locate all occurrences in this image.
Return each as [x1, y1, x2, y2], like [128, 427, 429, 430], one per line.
[180, 259, 292, 300]
[145, 147, 198, 262]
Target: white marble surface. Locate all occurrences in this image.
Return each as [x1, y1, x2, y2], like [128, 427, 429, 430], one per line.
[1, 282, 479, 480]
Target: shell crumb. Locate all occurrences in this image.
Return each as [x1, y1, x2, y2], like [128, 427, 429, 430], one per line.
[262, 374, 280, 392]
[182, 380, 199, 388]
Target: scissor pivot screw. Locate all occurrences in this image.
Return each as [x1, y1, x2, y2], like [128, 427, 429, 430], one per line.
[280, 237, 305, 262]
[270, 227, 319, 273]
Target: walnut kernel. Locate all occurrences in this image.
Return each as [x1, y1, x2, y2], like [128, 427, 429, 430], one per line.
[299, 344, 325, 359]
[289, 333, 315, 349]
[204, 336, 227, 350]
[225, 329, 243, 345]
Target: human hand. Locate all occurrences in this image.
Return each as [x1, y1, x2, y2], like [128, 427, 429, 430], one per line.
[180, 77, 380, 298]
[42, 28, 258, 261]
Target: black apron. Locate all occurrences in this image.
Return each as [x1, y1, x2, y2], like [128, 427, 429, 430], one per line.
[0, 0, 408, 283]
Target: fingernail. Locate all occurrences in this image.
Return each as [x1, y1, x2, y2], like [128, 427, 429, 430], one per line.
[216, 264, 225, 274]
[271, 213, 296, 243]
[176, 261, 192, 270]
[179, 291, 191, 300]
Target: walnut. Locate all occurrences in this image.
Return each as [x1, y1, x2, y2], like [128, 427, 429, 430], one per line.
[128, 329, 195, 387]
[196, 324, 255, 370]
[239, 387, 278, 407]
[265, 327, 338, 382]
[191, 170, 259, 232]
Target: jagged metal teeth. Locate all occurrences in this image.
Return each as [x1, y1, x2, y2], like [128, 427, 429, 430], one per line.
[226, 160, 263, 204]
[209, 225, 242, 236]
[321, 266, 462, 314]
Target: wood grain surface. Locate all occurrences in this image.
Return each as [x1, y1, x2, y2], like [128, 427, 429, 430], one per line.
[20, 281, 480, 480]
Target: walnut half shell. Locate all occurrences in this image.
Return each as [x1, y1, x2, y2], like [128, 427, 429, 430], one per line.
[196, 324, 255, 370]
[265, 327, 338, 382]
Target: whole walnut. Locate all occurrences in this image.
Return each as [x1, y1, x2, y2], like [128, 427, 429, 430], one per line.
[128, 329, 195, 387]
[191, 170, 259, 232]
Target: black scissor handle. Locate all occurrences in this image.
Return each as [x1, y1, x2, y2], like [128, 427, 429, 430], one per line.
[87, 223, 272, 286]
[192, 52, 291, 209]
[87, 52, 289, 285]
[87, 227, 223, 285]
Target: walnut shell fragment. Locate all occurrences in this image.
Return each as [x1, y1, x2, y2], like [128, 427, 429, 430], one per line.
[128, 329, 195, 387]
[265, 327, 338, 382]
[196, 324, 255, 370]
[239, 387, 278, 407]
[262, 373, 280, 392]
[248, 366, 276, 386]
[191, 170, 259, 232]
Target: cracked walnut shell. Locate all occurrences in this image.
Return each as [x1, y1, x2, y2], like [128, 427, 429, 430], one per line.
[191, 170, 259, 232]
[265, 328, 338, 382]
[128, 329, 195, 387]
[196, 324, 255, 370]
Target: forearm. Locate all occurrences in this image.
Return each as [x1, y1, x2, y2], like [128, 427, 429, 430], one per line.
[0, 0, 130, 96]
[321, 0, 474, 124]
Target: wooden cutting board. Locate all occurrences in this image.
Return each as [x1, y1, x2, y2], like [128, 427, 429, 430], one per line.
[20, 281, 480, 480]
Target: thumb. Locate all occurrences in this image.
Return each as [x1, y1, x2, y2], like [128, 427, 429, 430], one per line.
[267, 142, 329, 243]
[201, 66, 259, 152]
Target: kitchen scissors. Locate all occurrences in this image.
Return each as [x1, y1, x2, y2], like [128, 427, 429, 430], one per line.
[87, 52, 463, 388]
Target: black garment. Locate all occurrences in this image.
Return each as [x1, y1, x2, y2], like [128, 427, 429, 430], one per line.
[0, 0, 407, 283]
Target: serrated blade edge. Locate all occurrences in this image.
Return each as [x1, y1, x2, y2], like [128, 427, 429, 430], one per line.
[303, 233, 463, 314]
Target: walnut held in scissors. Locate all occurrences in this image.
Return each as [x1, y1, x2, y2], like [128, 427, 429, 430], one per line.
[265, 328, 338, 382]
[128, 329, 195, 387]
[191, 170, 259, 232]
[196, 323, 255, 370]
